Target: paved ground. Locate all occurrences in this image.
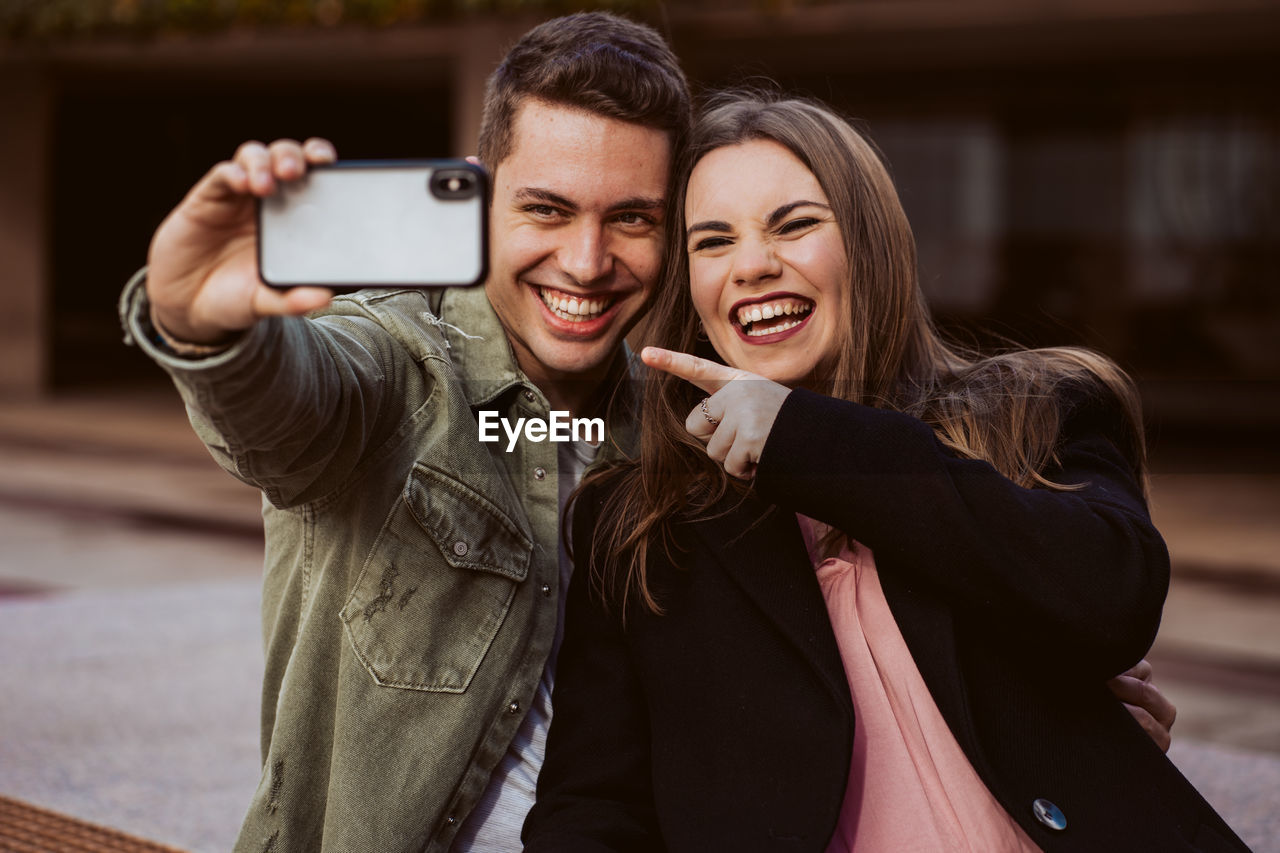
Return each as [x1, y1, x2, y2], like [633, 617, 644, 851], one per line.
[0, 576, 262, 852]
[1, 388, 1277, 851]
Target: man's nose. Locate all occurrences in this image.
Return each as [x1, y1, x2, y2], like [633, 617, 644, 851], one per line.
[560, 222, 613, 285]
[731, 237, 782, 286]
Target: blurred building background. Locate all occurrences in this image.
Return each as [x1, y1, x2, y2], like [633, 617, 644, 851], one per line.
[1, 1, 1278, 850]
[2, 0, 1279, 411]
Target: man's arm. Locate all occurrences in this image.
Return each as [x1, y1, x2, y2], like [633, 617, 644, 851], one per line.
[125, 138, 426, 507]
[1110, 658, 1177, 752]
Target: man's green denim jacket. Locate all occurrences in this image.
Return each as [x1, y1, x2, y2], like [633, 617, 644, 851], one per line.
[121, 273, 616, 852]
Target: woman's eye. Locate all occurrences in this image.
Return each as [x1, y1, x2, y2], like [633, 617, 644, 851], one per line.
[691, 236, 731, 252]
[779, 217, 820, 234]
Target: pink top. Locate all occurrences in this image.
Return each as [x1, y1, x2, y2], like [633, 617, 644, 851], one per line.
[796, 515, 1041, 853]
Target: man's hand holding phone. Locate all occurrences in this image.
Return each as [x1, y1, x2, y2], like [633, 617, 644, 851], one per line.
[147, 138, 339, 346]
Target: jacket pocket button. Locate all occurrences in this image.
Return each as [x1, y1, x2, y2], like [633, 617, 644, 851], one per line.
[1031, 798, 1067, 831]
[453, 541, 468, 557]
[534, 466, 547, 480]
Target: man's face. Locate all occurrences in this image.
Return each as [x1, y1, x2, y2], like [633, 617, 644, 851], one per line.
[484, 99, 671, 391]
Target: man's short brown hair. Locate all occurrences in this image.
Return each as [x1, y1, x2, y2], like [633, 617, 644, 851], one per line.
[477, 12, 690, 177]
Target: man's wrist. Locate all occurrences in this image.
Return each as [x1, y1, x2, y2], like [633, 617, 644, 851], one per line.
[149, 306, 238, 358]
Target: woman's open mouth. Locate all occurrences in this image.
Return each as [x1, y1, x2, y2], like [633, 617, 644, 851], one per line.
[733, 296, 814, 339]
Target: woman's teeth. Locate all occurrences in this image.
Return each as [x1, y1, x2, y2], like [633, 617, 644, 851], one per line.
[736, 299, 813, 336]
[746, 317, 806, 337]
[541, 288, 610, 322]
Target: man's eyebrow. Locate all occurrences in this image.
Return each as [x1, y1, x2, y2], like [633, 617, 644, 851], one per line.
[608, 196, 665, 213]
[514, 187, 576, 209]
[765, 200, 830, 228]
[513, 189, 664, 215]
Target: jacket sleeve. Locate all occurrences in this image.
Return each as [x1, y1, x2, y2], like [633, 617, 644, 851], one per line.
[119, 269, 435, 508]
[522, 486, 663, 852]
[754, 386, 1169, 680]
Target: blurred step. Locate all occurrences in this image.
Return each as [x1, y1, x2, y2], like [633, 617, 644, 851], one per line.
[0, 794, 191, 853]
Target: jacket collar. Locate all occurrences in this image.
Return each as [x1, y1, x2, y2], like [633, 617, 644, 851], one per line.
[436, 285, 640, 451]
[689, 485, 966, 754]
[690, 489, 854, 719]
[435, 284, 527, 409]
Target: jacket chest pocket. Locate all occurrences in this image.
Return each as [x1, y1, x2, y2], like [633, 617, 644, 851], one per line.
[341, 463, 533, 693]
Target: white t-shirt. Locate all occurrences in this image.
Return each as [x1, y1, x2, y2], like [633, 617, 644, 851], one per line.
[451, 436, 598, 850]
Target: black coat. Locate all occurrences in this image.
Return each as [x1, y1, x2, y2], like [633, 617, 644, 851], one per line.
[524, 388, 1250, 853]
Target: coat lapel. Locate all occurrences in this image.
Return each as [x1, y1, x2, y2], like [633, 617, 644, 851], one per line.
[876, 563, 971, 750]
[691, 492, 853, 718]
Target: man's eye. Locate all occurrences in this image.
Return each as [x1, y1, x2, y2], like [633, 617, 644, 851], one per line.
[525, 205, 561, 218]
[616, 212, 655, 227]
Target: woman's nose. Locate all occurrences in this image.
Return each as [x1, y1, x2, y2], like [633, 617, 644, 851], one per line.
[731, 238, 782, 286]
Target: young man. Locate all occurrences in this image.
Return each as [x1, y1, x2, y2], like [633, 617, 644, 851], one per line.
[121, 13, 687, 852]
[120, 11, 1172, 852]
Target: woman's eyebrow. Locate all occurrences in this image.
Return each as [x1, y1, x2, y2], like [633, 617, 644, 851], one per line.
[686, 219, 732, 239]
[687, 200, 831, 239]
[765, 200, 830, 228]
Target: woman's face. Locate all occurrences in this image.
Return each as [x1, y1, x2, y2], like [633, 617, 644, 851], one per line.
[685, 139, 849, 388]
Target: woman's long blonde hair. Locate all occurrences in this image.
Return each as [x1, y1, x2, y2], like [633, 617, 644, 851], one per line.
[583, 91, 1146, 614]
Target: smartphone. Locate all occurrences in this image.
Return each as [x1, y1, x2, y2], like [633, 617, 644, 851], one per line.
[257, 160, 488, 289]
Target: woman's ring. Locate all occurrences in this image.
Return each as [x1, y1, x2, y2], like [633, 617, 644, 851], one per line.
[700, 397, 720, 427]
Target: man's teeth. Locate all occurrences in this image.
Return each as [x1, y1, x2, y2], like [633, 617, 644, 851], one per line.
[736, 299, 813, 334]
[540, 288, 610, 322]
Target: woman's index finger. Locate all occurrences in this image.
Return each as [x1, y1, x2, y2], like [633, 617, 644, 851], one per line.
[641, 347, 739, 393]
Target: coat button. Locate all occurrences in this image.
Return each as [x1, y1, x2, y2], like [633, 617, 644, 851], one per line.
[452, 541, 468, 557]
[1032, 798, 1066, 831]
[534, 467, 547, 480]
[523, 389, 536, 403]
[445, 814, 457, 826]
[540, 583, 551, 597]
[508, 700, 521, 714]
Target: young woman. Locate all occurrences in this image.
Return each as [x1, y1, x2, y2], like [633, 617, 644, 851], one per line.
[523, 93, 1248, 852]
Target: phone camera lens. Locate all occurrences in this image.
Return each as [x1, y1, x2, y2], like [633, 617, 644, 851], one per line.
[430, 169, 479, 200]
